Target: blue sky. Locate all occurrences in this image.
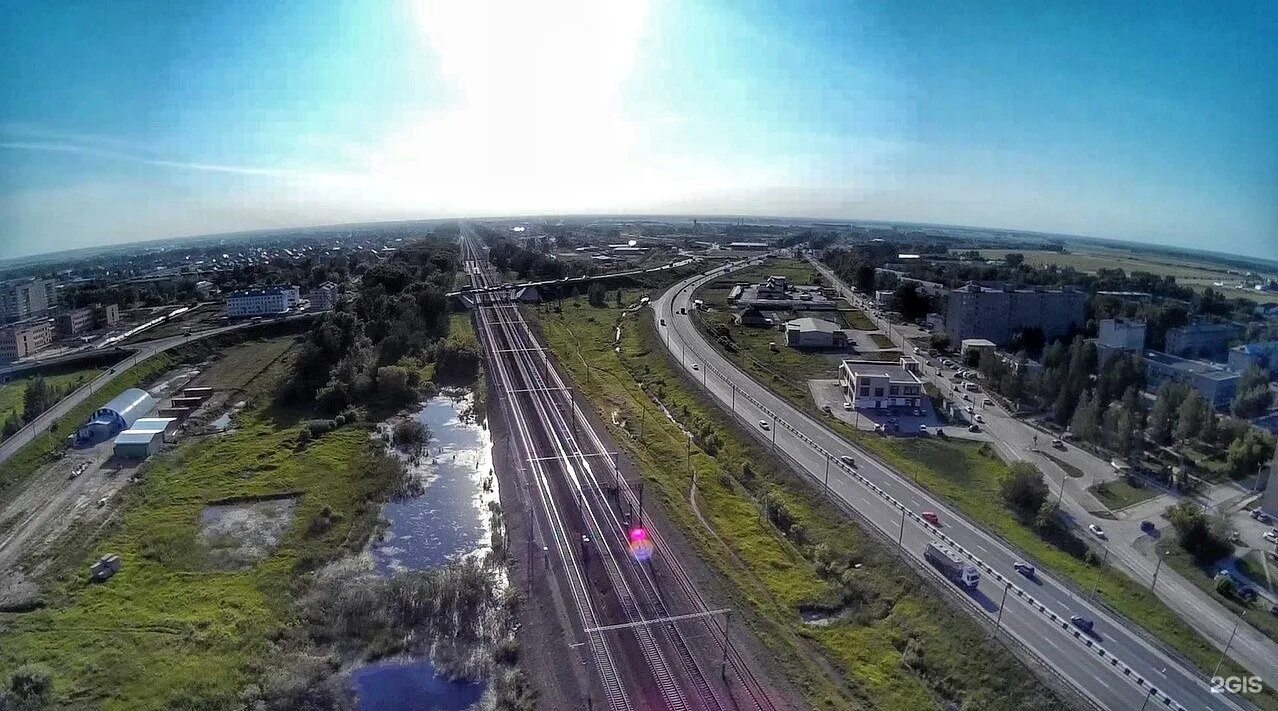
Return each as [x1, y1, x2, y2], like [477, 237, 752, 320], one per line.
[2, 0, 1275, 260]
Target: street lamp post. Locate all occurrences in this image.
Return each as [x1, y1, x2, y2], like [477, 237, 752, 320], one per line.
[771, 414, 777, 449]
[1212, 610, 1247, 679]
[1150, 550, 1168, 590]
[995, 582, 1011, 635]
[824, 453, 830, 493]
[1090, 546, 1109, 598]
[897, 507, 906, 544]
[1138, 688, 1155, 711]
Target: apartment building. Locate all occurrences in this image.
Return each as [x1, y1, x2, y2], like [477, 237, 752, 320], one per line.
[309, 281, 339, 311]
[1143, 351, 1240, 409]
[0, 277, 52, 324]
[1165, 321, 1241, 361]
[0, 319, 54, 361]
[226, 286, 299, 317]
[56, 307, 95, 335]
[1229, 341, 1278, 380]
[944, 282, 1087, 347]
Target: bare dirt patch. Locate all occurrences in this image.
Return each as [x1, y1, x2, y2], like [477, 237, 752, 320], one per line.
[198, 495, 298, 570]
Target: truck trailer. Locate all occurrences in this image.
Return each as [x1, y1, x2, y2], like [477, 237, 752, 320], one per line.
[924, 540, 980, 588]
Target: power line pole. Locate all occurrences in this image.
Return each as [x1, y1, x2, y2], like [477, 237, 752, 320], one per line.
[1212, 610, 1247, 679]
[994, 582, 1010, 635]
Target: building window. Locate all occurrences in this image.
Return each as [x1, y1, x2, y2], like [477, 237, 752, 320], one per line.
[889, 386, 899, 396]
[859, 387, 869, 396]
[874, 387, 884, 397]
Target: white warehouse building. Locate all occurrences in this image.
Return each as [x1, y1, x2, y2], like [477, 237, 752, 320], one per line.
[226, 286, 299, 317]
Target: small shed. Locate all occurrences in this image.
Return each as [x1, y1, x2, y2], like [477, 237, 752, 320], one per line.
[158, 406, 193, 421]
[90, 554, 121, 582]
[181, 387, 213, 400]
[169, 396, 203, 409]
[79, 387, 156, 443]
[113, 429, 164, 459]
[131, 417, 179, 443]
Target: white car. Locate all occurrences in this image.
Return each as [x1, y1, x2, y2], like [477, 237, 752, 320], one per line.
[691, 363, 699, 371]
[1088, 524, 1107, 540]
[843, 401, 852, 411]
[974, 414, 984, 423]
[1264, 531, 1278, 544]
[759, 420, 771, 431]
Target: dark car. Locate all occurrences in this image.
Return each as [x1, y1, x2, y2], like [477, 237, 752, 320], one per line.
[1139, 520, 1156, 533]
[968, 424, 980, 432]
[1070, 615, 1094, 633]
[1014, 561, 1036, 578]
[1238, 586, 1259, 602]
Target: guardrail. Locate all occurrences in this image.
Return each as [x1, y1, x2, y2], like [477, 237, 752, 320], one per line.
[667, 265, 1194, 711]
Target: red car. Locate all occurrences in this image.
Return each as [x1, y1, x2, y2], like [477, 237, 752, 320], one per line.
[921, 511, 941, 526]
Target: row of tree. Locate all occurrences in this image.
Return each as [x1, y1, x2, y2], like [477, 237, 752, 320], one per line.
[1, 377, 67, 440]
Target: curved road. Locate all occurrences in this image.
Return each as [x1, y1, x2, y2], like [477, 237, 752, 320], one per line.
[654, 262, 1245, 711]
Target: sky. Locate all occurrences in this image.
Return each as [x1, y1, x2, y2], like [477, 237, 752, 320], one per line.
[1, 0, 1275, 260]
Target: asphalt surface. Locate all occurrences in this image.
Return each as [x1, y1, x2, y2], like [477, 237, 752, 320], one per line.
[808, 256, 1278, 688]
[655, 262, 1246, 711]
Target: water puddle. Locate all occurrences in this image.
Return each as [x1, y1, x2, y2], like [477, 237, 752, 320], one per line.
[350, 660, 485, 711]
[371, 392, 497, 574]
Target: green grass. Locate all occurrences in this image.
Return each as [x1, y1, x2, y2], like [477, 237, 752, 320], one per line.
[696, 259, 826, 308]
[870, 333, 895, 349]
[0, 367, 103, 434]
[1087, 478, 1160, 511]
[686, 292, 1278, 707]
[1041, 451, 1085, 478]
[531, 298, 1062, 711]
[846, 310, 876, 331]
[1162, 546, 1278, 645]
[1238, 551, 1277, 595]
[0, 357, 175, 508]
[0, 337, 404, 709]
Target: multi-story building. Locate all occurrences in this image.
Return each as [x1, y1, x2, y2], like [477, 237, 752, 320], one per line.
[226, 286, 298, 317]
[95, 302, 120, 328]
[1164, 321, 1241, 361]
[56, 307, 96, 336]
[944, 282, 1087, 347]
[840, 357, 924, 410]
[1097, 318, 1147, 363]
[0, 277, 52, 324]
[0, 319, 54, 361]
[784, 317, 846, 348]
[309, 281, 339, 311]
[1143, 351, 1240, 409]
[1229, 341, 1278, 380]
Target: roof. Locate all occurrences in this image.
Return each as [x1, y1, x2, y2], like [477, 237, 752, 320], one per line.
[961, 338, 996, 347]
[842, 359, 922, 384]
[98, 388, 156, 426]
[114, 429, 164, 445]
[228, 286, 295, 298]
[785, 317, 839, 333]
[130, 417, 176, 433]
[1144, 351, 1240, 381]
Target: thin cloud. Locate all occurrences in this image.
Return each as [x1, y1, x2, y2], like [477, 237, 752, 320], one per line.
[0, 140, 306, 178]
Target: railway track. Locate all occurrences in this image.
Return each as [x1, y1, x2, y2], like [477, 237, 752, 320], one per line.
[463, 233, 773, 710]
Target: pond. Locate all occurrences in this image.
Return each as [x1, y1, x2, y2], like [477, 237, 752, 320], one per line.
[350, 660, 485, 711]
[372, 392, 497, 574]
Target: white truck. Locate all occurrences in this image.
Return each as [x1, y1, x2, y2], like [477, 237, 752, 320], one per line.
[924, 540, 980, 588]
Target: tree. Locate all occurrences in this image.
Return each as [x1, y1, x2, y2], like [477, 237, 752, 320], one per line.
[1226, 427, 1275, 479]
[893, 282, 930, 322]
[1004, 252, 1025, 267]
[21, 378, 58, 424]
[1165, 501, 1233, 564]
[1173, 391, 1208, 442]
[1231, 366, 1274, 418]
[1000, 462, 1049, 521]
[376, 365, 418, 405]
[587, 282, 607, 308]
[1, 663, 53, 711]
[1148, 382, 1188, 445]
[1069, 390, 1101, 442]
[392, 419, 431, 456]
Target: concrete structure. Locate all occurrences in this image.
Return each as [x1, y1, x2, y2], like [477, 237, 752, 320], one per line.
[784, 318, 846, 348]
[840, 357, 924, 410]
[513, 286, 541, 303]
[944, 282, 1087, 347]
[81, 387, 156, 442]
[960, 338, 996, 361]
[181, 386, 213, 400]
[169, 396, 203, 409]
[1143, 351, 1240, 409]
[0, 277, 51, 324]
[130, 417, 179, 443]
[309, 281, 339, 310]
[113, 428, 164, 458]
[1165, 321, 1241, 361]
[1261, 445, 1278, 518]
[0, 319, 54, 362]
[734, 306, 770, 327]
[726, 241, 768, 251]
[95, 303, 120, 328]
[1099, 319, 1146, 352]
[735, 276, 836, 311]
[194, 280, 215, 299]
[158, 406, 193, 421]
[57, 307, 95, 336]
[1229, 341, 1278, 380]
[226, 286, 299, 317]
[89, 554, 122, 582]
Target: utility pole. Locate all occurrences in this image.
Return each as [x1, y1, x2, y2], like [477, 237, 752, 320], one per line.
[1055, 468, 1067, 507]
[994, 582, 1012, 635]
[720, 611, 732, 678]
[1138, 689, 1155, 711]
[823, 453, 830, 493]
[1150, 550, 1167, 590]
[898, 507, 906, 544]
[771, 414, 777, 449]
[1090, 546, 1109, 598]
[1212, 610, 1247, 679]
[731, 383, 736, 411]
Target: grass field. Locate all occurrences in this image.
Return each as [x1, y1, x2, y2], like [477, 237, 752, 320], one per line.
[532, 297, 1062, 711]
[1238, 551, 1277, 595]
[1041, 451, 1086, 479]
[1163, 546, 1278, 645]
[686, 290, 1277, 705]
[696, 258, 825, 308]
[846, 310, 877, 331]
[0, 336, 406, 708]
[1086, 478, 1161, 511]
[978, 249, 1278, 304]
[0, 366, 102, 434]
[870, 333, 895, 349]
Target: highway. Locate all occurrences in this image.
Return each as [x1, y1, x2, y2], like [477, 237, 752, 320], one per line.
[465, 232, 773, 711]
[655, 261, 1248, 711]
[807, 256, 1278, 687]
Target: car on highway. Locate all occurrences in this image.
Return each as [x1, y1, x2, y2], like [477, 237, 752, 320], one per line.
[918, 424, 928, 433]
[968, 424, 980, 432]
[822, 405, 832, 413]
[691, 363, 699, 371]
[1013, 561, 1036, 578]
[660, 318, 666, 326]
[974, 414, 984, 423]
[839, 455, 856, 467]
[1088, 524, 1107, 539]
[759, 420, 770, 431]
[843, 401, 852, 411]
[921, 511, 941, 526]
[1263, 531, 1278, 544]
[1051, 438, 1065, 450]
[1140, 520, 1156, 534]
[983, 398, 993, 406]
[1069, 615, 1094, 634]
[965, 405, 974, 413]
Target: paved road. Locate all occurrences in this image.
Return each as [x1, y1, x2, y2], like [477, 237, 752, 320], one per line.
[656, 263, 1246, 711]
[808, 257, 1278, 689]
[0, 316, 311, 468]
